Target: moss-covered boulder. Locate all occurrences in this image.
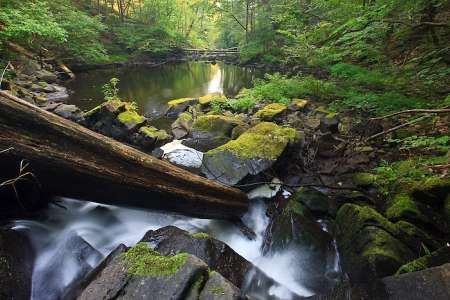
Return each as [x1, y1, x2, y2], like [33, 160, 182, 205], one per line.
[263, 196, 335, 293]
[289, 98, 309, 111]
[290, 187, 333, 215]
[202, 122, 300, 185]
[199, 93, 227, 106]
[171, 112, 193, 139]
[336, 204, 415, 283]
[131, 126, 173, 151]
[254, 103, 287, 121]
[182, 115, 245, 152]
[165, 97, 198, 117]
[199, 271, 241, 300]
[396, 245, 450, 275]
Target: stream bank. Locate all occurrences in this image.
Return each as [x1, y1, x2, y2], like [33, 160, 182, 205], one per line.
[1, 55, 449, 300]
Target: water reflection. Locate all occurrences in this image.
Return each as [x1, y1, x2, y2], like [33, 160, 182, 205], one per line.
[67, 62, 263, 116]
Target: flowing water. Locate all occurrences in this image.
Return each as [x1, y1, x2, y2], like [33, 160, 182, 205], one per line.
[9, 62, 340, 300]
[11, 198, 339, 300]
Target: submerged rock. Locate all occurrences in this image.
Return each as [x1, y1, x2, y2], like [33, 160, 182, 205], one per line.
[202, 122, 300, 185]
[183, 115, 244, 152]
[0, 229, 34, 300]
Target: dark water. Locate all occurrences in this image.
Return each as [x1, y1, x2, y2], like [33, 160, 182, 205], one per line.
[66, 62, 262, 118]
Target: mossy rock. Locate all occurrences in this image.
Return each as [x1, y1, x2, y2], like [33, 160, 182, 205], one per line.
[396, 246, 450, 275]
[208, 122, 299, 161]
[410, 177, 450, 205]
[395, 221, 441, 251]
[289, 98, 309, 111]
[117, 110, 146, 130]
[132, 126, 172, 151]
[166, 97, 198, 117]
[202, 122, 300, 185]
[124, 243, 189, 276]
[254, 103, 287, 121]
[199, 93, 227, 106]
[191, 115, 244, 135]
[336, 204, 415, 282]
[171, 112, 193, 139]
[290, 187, 332, 215]
[352, 172, 379, 187]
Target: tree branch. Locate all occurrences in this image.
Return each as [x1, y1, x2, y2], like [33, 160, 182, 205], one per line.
[370, 108, 450, 120]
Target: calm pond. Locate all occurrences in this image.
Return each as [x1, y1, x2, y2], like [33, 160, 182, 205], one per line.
[67, 62, 263, 118]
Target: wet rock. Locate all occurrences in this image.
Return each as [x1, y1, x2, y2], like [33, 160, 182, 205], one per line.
[35, 69, 58, 83]
[165, 97, 198, 117]
[291, 187, 333, 216]
[54, 104, 84, 123]
[160, 140, 203, 173]
[131, 126, 173, 151]
[396, 245, 450, 275]
[335, 204, 415, 283]
[202, 122, 300, 185]
[0, 229, 34, 300]
[263, 195, 334, 293]
[254, 103, 287, 121]
[140, 226, 251, 288]
[382, 263, 450, 300]
[183, 115, 244, 152]
[33, 231, 103, 300]
[171, 112, 193, 139]
[46, 85, 70, 102]
[199, 271, 242, 300]
[77, 242, 228, 300]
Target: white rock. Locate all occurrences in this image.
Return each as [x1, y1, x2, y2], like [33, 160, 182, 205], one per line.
[248, 178, 282, 200]
[161, 140, 203, 172]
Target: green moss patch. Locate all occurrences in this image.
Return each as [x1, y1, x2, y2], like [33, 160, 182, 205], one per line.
[192, 115, 243, 133]
[118, 110, 145, 126]
[191, 232, 210, 239]
[139, 126, 171, 140]
[291, 98, 309, 110]
[199, 93, 227, 105]
[168, 97, 197, 107]
[124, 243, 189, 276]
[207, 122, 300, 160]
[255, 103, 287, 120]
[386, 193, 420, 221]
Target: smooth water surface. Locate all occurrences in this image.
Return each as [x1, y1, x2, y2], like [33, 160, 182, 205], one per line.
[67, 62, 262, 117]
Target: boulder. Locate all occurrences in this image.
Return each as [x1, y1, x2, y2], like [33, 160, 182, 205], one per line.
[165, 97, 198, 117]
[202, 122, 300, 185]
[335, 204, 416, 283]
[382, 263, 450, 300]
[140, 226, 251, 288]
[171, 112, 193, 139]
[160, 140, 203, 173]
[288, 99, 309, 112]
[77, 242, 242, 300]
[254, 103, 287, 121]
[263, 195, 335, 294]
[53, 104, 84, 123]
[46, 85, 70, 102]
[182, 115, 244, 152]
[131, 126, 172, 151]
[290, 187, 333, 216]
[199, 271, 242, 300]
[35, 69, 58, 83]
[0, 229, 34, 300]
[396, 245, 450, 275]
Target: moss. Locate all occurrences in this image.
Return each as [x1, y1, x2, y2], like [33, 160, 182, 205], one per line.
[177, 112, 193, 123]
[255, 103, 287, 120]
[386, 193, 420, 221]
[192, 232, 210, 239]
[124, 243, 188, 276]
[139, 126, 171, 140]
[207, 122, 300, 160]
[353, 172, 379, 186]
[210, 287, 226, 296]
[291, 98, 309, 110]
[199, 93, 227, 105]
[396, 258, 427, 275]
[192, 115, 243, 133]
[117, 110, 145, 126]
[168, 97, 197, 107]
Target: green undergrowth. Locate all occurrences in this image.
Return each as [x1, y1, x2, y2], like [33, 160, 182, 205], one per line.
[124, 243, 188, 276]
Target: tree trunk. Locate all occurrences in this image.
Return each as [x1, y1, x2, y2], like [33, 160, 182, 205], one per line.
[0, 91, 249, 220]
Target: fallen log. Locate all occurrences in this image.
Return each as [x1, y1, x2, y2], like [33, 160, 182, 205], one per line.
[0, 91, 249, 220]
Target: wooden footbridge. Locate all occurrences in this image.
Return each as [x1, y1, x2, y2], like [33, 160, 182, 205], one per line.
[182, 47, 239, 60]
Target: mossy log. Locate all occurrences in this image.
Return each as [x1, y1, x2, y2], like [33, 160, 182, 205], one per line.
[0, 91, 248, 219]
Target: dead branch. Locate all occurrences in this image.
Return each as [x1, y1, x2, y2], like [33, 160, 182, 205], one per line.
[371, 108, 450, 120]
[383, 20, 450, 28]
[0, 147, 13, 154]
[366, 115, 430, 142]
